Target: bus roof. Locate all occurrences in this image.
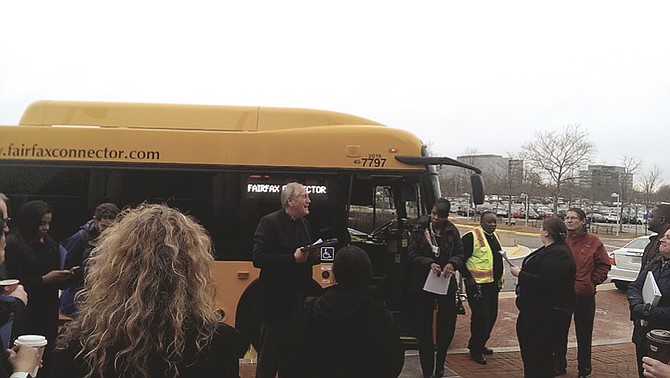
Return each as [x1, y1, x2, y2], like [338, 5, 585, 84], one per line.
[19, 100, 384, 131]
[2, 100, 428, 171]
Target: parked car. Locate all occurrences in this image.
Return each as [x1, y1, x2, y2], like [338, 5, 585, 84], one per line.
[605, 213, 620, 223]
[457, 207, 475, 216]
[495, 208, 508, 217]
[587, 213, 606, 223]
[511, 208, 542, 220]
[608, 234, 652, 290]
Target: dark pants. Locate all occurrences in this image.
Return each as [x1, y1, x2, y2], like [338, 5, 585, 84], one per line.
[414, 286, 457, 377]
[553, 294, 595, 375]
[256, 319, 303, 378]
[465, 282, 499, 355]
[632, 322, 650, 378]
[518, 308, 563, 378]
[635, 337, 647, 378]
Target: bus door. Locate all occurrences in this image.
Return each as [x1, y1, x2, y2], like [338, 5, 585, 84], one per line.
[347, 176, 423, 339]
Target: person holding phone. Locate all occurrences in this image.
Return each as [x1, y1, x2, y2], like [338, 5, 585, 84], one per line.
[60, 203, 119, 317]
[5, 200, 73, 376]
[0, 216, 42, 378]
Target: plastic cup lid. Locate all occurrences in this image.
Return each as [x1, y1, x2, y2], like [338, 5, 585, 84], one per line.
[14, 335, 47, 347]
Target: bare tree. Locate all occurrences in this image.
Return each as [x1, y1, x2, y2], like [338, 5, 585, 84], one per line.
[519, 124, 595, 212]
[617, 156, 642, 226]
[620, 156, 641, 203]
[657, 185, 670, 203]
[640, 165, 663, 206]
[486, 155, 523, 224]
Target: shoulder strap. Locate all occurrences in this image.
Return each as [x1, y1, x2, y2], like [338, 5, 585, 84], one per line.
[473, 228, 487, 248]
[424, 229, 434, 247]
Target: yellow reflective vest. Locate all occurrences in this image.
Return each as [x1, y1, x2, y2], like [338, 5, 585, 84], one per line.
[465, 227, 502, 284]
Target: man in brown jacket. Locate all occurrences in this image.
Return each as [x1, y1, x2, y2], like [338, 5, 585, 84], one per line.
[553, 208, 611, 378]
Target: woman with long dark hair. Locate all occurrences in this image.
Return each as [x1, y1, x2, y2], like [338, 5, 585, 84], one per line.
[0, 216, 42, 378]
[511, 217, 576, 378]
[5, 200, 74, 376]
[52, 204, 247, 377]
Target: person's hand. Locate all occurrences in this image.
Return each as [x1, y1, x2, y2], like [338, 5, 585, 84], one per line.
[643, 356, 670, 377]
[442, 263, 454, 278]
[510, 266, 521, 277]
[7, 345, 41, 373]
[631, 304, 645, 319]
[293, 248, 308, 263]
[8, 284, 28, 305]
[430, 263, 442, 276]
[42, 269, 74, 284]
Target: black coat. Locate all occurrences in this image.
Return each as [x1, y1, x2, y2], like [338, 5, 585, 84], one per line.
[252, 209, 317, 321]
[627, 256, 670, 344]
[5, 233, 61, 346]
[0, 297, 30, 378]
[301, 285, 404, 378]
[407, 218, 464, 292]
[515, 241, 576, 313]
[51, 323, 249, 377]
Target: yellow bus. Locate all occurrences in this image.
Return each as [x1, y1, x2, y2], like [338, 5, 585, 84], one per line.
[0, 100, 484, 348]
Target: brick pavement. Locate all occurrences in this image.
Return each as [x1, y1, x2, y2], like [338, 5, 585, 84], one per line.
[437, 343, 637, 377]
[242, 285, 639, 377]
[433, 284, 638, 377]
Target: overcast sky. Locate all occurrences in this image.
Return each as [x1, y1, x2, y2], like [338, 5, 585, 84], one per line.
[1, 1, 668, 186]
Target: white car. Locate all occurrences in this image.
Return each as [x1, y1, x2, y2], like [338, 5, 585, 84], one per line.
[608, 235, 653, 290]
[605, 213, 620, 223]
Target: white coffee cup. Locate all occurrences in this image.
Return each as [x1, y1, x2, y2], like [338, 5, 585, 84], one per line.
[14, 335, 47, 377]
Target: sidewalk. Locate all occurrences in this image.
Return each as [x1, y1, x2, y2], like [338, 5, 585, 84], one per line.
[240, 285, 638, 377]
[401, 284, 638, 377]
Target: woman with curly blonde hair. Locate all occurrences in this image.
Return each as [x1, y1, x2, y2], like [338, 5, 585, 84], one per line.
[53, 204, 247, 378]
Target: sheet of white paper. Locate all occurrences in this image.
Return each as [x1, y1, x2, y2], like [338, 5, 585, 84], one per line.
[642, 271, 662, 326]
[499, 250, 515, 266]
[422, 270, 451, 295]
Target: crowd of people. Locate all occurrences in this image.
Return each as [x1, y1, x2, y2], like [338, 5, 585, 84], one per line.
[0, 188, 669, 377]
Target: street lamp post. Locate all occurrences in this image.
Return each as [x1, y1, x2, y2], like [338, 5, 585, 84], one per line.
[521, 192, 528, 227]
[611, 192, 620, 237]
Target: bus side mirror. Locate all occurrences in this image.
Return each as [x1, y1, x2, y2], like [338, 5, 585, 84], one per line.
[470, 174, 485, 205]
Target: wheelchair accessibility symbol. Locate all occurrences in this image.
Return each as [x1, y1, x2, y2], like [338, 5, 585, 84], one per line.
[320, 246, 335, 262]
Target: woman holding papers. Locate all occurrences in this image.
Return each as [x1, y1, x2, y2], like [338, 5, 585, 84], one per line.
[408, 198, 464, 378]
[511, 217, 576, 378]
[628, 228, 670, 378]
